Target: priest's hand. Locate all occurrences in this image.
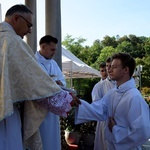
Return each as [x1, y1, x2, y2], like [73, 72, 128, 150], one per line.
[108, 117, 116, 132]
[56, 80, 64, 86]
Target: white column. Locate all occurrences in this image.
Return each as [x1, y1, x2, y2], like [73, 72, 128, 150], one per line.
[25, 0, 37, 53]
[45, 0, 62, 69]
[0, 4, 2, 22]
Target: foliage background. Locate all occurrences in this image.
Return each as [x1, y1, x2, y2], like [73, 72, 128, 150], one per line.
[62, 34, 150, 100]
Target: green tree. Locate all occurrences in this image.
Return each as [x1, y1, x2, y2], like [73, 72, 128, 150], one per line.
[78, 46, 91, 64]
[117, 35, 146, 58]
[86, 39, 103, 65]
[128, 34, 146, 58]
[101, 35, 118, 48]
[117, 35, 130, 43]
[116, 41, 133, 54]
[136, 56, 150, 87]
[62, 35, 103, 67]
[62, 34, 86, 59]
[144, 37, 150, 56]
[92, 46, 120, 69]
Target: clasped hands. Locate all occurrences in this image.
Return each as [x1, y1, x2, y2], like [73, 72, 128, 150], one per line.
[108, 117, 116, 132]
[70, 93, 81, 107]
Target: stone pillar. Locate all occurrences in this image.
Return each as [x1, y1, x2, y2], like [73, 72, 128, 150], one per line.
[25, 0, 37, 53]
[45, 0, 62, 69]
[0, 4, 2, 22]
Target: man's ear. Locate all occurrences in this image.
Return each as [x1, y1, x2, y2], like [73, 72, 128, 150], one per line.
[40, 44, 45, 49]
[124, 66, 129, 74]
[12, 14, 19, 24]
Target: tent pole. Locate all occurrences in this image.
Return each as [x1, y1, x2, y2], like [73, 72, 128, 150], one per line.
[70, 62, 73, 88]
[68, 70, 72, 88]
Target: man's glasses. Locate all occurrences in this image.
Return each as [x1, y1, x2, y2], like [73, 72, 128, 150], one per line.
[19, 15, 33, 29]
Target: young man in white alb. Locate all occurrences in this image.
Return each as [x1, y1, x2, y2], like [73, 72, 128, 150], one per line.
[75, 52, 150, 150]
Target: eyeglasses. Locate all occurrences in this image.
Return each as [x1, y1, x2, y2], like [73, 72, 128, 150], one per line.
[19, 15, 33, 29]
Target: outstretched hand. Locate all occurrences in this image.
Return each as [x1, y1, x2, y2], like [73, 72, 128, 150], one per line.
[70, 93, 81, 107]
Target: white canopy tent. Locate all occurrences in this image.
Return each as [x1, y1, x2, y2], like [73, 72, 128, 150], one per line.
[62, 47, 100, 87]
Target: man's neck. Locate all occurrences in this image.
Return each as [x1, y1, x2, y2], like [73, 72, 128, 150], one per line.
[117, 77, 131, 87]
[39, 50, 50, 60]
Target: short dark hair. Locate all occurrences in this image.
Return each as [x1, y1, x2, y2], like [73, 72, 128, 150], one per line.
[5, 4, 32, 17]
[111, 52, 136, 77]
[39, 35, 58, 45]
[99, 62, 106, 68]
[106, 57, 112, 63]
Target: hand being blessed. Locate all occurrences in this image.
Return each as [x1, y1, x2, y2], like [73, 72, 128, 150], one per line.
[70, 94, 81, 107]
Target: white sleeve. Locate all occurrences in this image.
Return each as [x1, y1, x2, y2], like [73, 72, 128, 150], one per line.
[56, 69, 66, 87]
[51, 61, 66, 87]
[75, 99, 108, 124]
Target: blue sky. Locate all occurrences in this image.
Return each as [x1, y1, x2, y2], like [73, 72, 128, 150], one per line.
[0, 0, 150, 46]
